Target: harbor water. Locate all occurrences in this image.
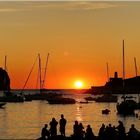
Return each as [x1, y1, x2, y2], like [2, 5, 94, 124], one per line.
[0, 89, 140, 139]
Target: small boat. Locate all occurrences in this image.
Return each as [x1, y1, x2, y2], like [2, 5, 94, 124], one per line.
[136, 102, 140, 109]
[102, 109, 110, 114]
[94, 94, 117, 102]
[121, 95, 135, 99]
[0, 92, 24, 103]
[0, 102, 6, 108]
[46, 97, 76, 104]
[117, 99, 137, 115]
[79, 101, 89, 104]
[24, 91, 62, 101]
[84, 96, 96, 101]
[117, 41, 137, 115]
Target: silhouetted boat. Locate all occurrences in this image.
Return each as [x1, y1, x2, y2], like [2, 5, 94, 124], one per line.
[116, 40, 136, 115]
[94, 94, 117, 102]
[46, 97, 76, 104]
[79, 101, 89, 104]
[0, 93, 24, 102]
[102, 109, 110, 114]
[121, 95, 135, 99]
[25, 91, 62, 101]
[0, 95, 24, 102]
[0, 102, 6, 108]
[84, 96, 96, 101]
[136, 102, 140, 109]
[117, 99, 136, 115]
[22, 53, 52, 101]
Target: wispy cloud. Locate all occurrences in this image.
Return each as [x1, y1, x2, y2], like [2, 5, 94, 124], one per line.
[29, 1, 119, 11]
[64, 2, 119, 10]
[0, 8, 17, 12]
[0, 1, 119, 13]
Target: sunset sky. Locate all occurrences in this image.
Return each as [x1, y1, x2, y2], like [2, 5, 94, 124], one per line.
[0, 1, 140, 89]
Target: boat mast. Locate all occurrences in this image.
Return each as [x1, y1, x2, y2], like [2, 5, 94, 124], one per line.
[106, 62, 109, 82]
[134, 57, 140, 102]
[42, 53, 50, 89]
[4, 55, 7, 71]
[134, 57, 138, 77]
[21, 56, 38, 94]
[38, 53, 42, 92]
[122, 40, 125, 90]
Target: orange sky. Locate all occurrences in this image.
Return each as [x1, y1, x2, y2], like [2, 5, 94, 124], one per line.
[0, 1, 140, 89]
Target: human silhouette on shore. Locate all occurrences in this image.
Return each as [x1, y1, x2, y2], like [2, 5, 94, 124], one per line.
[73, 120, 79, 139]
[98, 123, 105, 140]
[49, 118, 58, 137]
[104, 124, 116, 140]
[38, 116, 140, 140]
[78, 122, 85, 139]
[59, 114, 67, 136]
[116, 120, 126, 140]
[41, 124, 50, 139]
[127, 124, 140, 140]
[85, 125, 95, 140]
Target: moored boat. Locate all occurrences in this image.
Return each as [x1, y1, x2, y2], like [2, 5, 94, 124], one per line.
[102, 109, 110, 114]
[116, 40, 137, 115]
[0, 102, 6, 108]
[46, 97, 76, 104]
[84, 96, 96, 101]
[0, 92, 24, 102]
[117, 99, 137, 115]
[94, 94, 117, 102]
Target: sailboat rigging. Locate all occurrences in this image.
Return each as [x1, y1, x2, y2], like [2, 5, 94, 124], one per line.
[116, 40, 137, 115]
[37, 53, 50, 93]
[4, 55, 7, 71]
[106, 62, 109, 82]
[21, 55, 38, 94]
[134, 57, 140, 109]
[42, 53, 50, 89]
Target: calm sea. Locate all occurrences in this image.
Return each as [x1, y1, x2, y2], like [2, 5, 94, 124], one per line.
[0, 89, 140, 139]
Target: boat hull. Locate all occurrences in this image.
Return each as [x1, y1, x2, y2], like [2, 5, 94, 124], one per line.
[47, 98, 76, 104]
[116, 100, 137, 115]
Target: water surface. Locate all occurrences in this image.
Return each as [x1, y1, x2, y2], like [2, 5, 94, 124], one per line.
[0, 90, 140, 139]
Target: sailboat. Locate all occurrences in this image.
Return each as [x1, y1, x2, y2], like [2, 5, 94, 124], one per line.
[116, 40, 137, 115]
[24, 53, 62, 101]
[134, 57, 140, 109]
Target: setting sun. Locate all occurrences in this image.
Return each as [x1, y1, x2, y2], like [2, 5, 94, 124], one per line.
[75, 81, 83, 89]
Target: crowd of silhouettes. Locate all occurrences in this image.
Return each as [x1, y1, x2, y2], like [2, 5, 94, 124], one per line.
[38, 115, 140, 140]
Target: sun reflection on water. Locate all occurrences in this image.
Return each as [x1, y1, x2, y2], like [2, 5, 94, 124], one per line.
[76, 104, 83, 122]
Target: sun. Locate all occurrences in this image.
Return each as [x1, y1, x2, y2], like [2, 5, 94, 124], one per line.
[75, 80, 83, 89]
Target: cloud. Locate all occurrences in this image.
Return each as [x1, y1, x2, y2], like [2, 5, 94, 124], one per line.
[0, 1, 119, 13]
[65, 2, 119, 11]
[29, 1, 119, 11]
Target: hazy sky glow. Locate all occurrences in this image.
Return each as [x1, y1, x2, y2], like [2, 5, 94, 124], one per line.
[0, 1, 140, 89]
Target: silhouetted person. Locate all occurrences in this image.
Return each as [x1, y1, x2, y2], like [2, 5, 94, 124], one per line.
[85, 125, 95, 140]
[41, 124, 50, 139]
[116, 121, 126, 140]
[127, 124, 140, 140]
[59, 114, 67, 136]
[98, 123, 105, 140]
[103, 124, 116, 140]
[73, 121, 78, 136]
[49, 118, 58, 137]
[112, 125, 117, 140]
[78, 123, 85, 139]
[104, 125, 110, 140]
